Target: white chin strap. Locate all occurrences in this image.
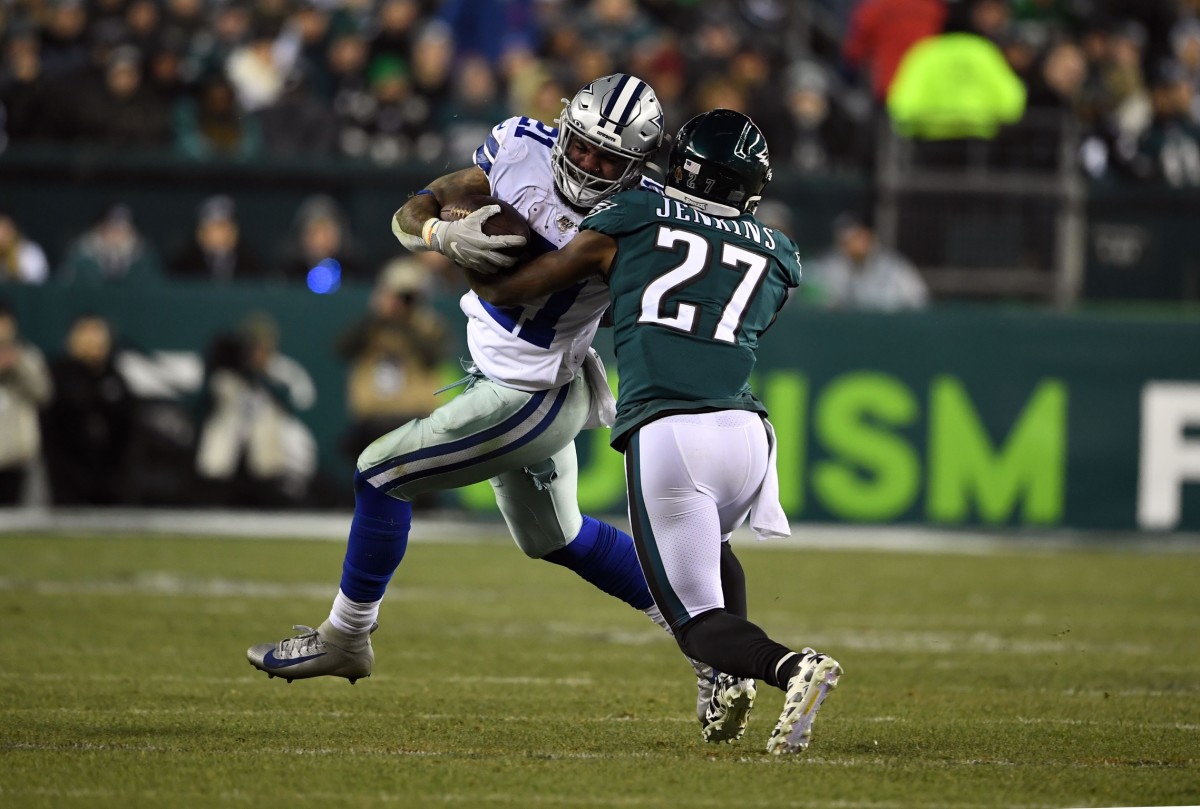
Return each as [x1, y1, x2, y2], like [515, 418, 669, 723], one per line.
[560, 177, 608, 208]
[663, 186, 742, 218]
[560, 177, 588, 206]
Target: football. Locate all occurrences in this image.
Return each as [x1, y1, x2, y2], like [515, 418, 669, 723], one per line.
[440, 195, 531, 261]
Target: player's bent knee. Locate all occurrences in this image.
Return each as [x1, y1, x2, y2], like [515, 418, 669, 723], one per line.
[492, 459, 578, 559]
[512, 526, 569, 559]
[506, 505, 572, 557]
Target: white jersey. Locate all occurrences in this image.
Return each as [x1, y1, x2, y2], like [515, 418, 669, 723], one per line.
[461, 116, 660, 391]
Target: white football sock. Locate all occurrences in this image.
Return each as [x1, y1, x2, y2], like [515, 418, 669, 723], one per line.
[328, 589, 381, 635]
[643, 603, 672, 634]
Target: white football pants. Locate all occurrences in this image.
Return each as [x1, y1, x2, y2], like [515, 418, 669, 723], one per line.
[623, 410, 771, 630]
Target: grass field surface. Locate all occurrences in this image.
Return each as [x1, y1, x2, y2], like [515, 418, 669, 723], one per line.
[1, 528, 1198, 808]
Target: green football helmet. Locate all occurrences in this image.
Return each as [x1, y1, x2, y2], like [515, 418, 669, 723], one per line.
[664, 109, 772, 217]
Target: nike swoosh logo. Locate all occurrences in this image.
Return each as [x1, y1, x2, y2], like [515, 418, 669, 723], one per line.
[263, 650, 325, 669]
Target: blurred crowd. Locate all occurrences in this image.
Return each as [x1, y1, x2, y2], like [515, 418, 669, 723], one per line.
[0, 192, 469, 287]
[0, 0, 845, 169]
[0, 252, 452, 509]
[0, 0, 1195, 180]
[850, 0, 1200, 183]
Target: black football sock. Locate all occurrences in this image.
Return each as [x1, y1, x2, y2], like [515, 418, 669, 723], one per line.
[675, 609, 799, 690]
[719, 542, 748, 619]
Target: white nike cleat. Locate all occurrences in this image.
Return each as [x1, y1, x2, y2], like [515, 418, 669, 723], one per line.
[766, 648, 842, 755]
[689, 657, 756, 743]
[701, 672, 757, 743]
[247, 620, 375, 684]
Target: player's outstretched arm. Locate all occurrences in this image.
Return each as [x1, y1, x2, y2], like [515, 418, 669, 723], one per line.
[465, 230, 617, 306]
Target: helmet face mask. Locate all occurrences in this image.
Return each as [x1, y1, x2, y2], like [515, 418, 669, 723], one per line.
[551, 74, 664, 208]
[664, 109, 772, 217]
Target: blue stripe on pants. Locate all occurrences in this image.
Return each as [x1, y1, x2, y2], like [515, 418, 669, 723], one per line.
[364, 385, 571, 495]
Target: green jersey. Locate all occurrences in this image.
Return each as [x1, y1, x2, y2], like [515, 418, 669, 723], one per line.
[581, 189, 803, 450]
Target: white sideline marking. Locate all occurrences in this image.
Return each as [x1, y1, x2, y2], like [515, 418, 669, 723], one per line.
[3, 507, 1199, 554]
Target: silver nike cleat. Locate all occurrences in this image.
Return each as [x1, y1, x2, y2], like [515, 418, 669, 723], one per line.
[247, 620, 375, 684]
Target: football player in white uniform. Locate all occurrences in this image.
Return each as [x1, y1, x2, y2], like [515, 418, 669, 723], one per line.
[247, 75, 755, 743]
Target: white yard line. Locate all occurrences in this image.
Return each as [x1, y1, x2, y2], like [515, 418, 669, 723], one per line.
[0, 572, 1179, 659]
[0, 785, 1065, 808]
[0, 573, 492, 603]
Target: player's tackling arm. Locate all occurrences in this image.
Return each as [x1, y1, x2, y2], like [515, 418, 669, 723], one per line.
[391, 166, 492, 249]
[465, 230, 618, 307]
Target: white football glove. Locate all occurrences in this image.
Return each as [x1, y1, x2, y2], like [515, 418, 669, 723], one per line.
[423, 205, 526, 274]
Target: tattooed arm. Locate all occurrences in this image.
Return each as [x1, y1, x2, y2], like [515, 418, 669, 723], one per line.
[390, 167, 493, 251]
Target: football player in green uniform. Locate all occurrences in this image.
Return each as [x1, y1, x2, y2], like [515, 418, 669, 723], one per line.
[464, 109, 843, 754]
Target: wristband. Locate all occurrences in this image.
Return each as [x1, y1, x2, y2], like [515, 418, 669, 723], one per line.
[421, 217, 441, 249]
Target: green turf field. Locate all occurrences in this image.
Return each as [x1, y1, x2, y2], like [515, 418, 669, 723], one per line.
[1, 530, 1198, 808]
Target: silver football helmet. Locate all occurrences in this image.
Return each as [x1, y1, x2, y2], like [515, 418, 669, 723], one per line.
[551, 74, 665, 208]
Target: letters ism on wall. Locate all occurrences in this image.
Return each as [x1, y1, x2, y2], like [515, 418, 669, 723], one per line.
[455, 369, 1069, 527]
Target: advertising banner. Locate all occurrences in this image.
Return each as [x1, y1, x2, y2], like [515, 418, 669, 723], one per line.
[9, 287, 1199, 531]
